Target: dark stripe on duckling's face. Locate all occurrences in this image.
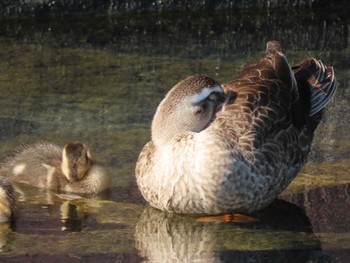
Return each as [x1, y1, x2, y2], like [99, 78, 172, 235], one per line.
[63, 142, 91, 182]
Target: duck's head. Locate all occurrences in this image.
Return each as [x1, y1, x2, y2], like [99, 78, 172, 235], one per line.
[61, 142, 92, 182]
[152, 75, 226, 146]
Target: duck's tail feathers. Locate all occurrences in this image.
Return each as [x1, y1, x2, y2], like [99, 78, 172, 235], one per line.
[292, 58, 337, 121]
[266, 41, 296, 92]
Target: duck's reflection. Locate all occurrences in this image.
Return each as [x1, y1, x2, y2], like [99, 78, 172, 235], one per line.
[135, 207, 218, 263]
[135, 200, 328, 263]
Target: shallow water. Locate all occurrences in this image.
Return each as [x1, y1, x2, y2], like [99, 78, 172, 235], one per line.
[0, 4, 349, 263]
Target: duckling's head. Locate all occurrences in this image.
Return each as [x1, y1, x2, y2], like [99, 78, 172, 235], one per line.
[61, 142, 92, 182]
[152, 75, 226, 146]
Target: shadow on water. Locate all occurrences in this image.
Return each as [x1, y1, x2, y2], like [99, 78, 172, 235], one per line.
[283, 182, 350, 262]
[0, 2, 349, 262]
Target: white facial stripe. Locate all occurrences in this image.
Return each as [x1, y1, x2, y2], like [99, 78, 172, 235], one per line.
[192, 84, 224, 105]
[61, 150, 70, 180]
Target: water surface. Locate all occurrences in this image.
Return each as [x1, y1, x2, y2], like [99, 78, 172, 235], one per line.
[0, 4, 349, 262]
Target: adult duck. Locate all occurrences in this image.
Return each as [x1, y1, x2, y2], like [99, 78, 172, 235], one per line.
[136, 41, 337, 218]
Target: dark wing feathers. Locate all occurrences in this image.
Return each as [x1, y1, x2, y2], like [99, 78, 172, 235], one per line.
[293, 58, 337, 119]
[220, 41, 337, 143]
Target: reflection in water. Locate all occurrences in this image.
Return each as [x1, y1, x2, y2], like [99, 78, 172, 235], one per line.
[135, 201, 328, 263]
[60, 201, 86, 232]
[13, 184, 91, 234]
[0, 197, 87, 251]
[0, 223, 13, 252]
[136, 209, 217, 263]
[0, 196, 143, 260]
[15, 200, 88, 235]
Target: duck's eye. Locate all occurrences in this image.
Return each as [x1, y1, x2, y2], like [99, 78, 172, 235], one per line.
[208, 93, 217, 101]
[195, 103, 208, 115]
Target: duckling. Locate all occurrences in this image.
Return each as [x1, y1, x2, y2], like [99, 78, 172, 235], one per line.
[0, 176, 16, 223]
[136, 41, 337, 215]
[0, 142, 109, 194]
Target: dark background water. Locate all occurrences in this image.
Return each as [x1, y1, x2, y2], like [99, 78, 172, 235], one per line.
[0, 1, 349, 262]
[0, 0, 347, 18]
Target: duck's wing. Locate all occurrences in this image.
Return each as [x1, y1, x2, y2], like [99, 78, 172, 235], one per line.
[203, 41, 314, 187]
[212, 41, 300, 144]
[208, 40, 337, 171]
[293, 58, 337, 132]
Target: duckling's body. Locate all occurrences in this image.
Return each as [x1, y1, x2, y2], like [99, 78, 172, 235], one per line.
[0, 142, 109, 194]
[0, 176, 16, 223]
[136, 41, 337, 214]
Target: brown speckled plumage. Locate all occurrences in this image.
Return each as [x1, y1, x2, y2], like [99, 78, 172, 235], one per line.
[136, 41, 337, 214]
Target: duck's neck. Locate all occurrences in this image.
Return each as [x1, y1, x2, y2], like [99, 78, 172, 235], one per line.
[151, 127, 177, 148]
[151, 109, 182, 147]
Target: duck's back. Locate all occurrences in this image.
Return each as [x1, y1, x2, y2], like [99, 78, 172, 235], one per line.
[0, 142, 66, 190]
[218, 46, 301, 139]
[205, 42, 336, 211]
[218, 41, 336, 143]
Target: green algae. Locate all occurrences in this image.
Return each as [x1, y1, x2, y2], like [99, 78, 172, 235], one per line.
[282, 160, 350, 197]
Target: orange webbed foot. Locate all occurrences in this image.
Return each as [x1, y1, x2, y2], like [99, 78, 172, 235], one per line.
[197, 213, 258, 223]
